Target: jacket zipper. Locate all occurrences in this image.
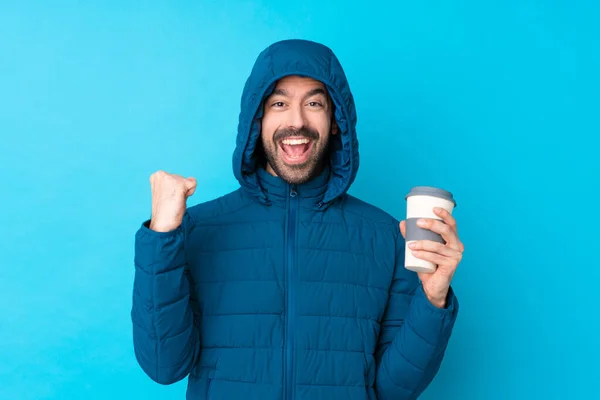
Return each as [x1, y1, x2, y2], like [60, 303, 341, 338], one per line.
[285, 184, 298, 400]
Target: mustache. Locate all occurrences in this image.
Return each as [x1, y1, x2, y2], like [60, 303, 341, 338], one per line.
[273, 127, 319, 143]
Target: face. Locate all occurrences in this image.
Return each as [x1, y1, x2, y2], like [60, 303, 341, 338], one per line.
[260, 75, 338, 185]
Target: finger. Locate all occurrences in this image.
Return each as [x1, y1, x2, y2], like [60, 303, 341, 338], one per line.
[433, 207, 457, 233]
[399, 220, 406, 239]
[408, 240, 460, 258]
[410, 249, 462, 269]
[417, 218, 461, 250]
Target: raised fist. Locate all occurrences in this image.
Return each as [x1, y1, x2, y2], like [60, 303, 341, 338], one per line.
[148, 170, 197, 232]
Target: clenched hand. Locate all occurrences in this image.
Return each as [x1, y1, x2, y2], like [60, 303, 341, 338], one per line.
[149, 170, 197, 232]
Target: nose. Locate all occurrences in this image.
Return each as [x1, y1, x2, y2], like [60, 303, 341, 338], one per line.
[285, 103, 307, 130]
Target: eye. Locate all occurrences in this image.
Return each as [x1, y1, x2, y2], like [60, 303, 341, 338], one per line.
[308, 101, 323, 107]
[271, 101, 285, 108]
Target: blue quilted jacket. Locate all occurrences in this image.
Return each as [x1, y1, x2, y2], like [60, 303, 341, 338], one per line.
[132, 39, 458, 400]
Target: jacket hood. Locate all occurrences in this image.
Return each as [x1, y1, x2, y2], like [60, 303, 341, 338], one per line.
[232, 39, 359, 206]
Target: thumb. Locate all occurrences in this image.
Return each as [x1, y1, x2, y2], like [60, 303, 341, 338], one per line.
[399, 220, 406, 239]
[185, 177, 197, 197]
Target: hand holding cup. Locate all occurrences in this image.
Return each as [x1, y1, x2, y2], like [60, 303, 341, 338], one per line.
[400, 186, 464, 308]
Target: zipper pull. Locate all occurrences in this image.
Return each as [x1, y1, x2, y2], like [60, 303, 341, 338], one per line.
[290, 185, 297, 197]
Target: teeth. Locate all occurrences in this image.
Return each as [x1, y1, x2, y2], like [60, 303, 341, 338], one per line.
[282, 138, 310, 145]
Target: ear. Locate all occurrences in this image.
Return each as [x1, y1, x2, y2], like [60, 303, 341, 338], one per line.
[331, 120, 339, 135]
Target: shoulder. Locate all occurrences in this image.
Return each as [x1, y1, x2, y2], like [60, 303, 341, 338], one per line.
[330, 194, 401, 234]
[185, 188, 254, 227]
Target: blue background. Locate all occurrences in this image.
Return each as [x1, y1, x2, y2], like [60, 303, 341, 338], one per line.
[1, 1, 598, 399]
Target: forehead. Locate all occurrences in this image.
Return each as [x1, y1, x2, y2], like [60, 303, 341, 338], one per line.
[273, 75, 326, 94]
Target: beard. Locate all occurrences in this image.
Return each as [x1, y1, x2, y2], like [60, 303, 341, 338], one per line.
[262, 126, 331, 185]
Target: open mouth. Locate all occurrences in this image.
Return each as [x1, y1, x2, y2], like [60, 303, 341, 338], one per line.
[278, 137, 314, 165]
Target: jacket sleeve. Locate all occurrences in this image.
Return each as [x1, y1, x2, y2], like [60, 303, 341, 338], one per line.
[131, 211, 201, 385]
[374, 230, 459, 400]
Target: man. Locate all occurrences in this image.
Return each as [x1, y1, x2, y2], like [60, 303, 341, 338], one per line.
[132, 39, 463, 400]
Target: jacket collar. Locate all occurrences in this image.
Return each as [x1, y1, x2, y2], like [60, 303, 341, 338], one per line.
[255, 164, 331, 209]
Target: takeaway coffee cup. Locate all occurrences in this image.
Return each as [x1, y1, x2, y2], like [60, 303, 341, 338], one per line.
[404, 186, 457, 273]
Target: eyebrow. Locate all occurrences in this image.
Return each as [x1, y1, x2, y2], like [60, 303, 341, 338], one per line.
[305, 87, 327, 98]
[271, 88, 289, 97]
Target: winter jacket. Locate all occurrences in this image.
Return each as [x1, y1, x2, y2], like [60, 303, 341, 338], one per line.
[131, 39, 458, 400]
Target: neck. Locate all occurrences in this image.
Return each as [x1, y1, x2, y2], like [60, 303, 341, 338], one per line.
[265, 162, 277, 177]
